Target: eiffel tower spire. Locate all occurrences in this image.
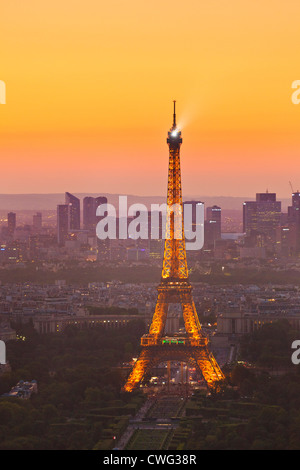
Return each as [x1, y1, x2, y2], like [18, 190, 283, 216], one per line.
[173, 99, 177, 128]
[162, 101, 187, 281]
[123, 102, 224, 393]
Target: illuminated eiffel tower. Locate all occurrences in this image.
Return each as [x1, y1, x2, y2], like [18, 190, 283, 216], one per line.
[123, 102, 224, 392]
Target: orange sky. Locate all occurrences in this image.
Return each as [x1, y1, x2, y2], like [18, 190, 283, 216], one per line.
[1, 0, 300, 198]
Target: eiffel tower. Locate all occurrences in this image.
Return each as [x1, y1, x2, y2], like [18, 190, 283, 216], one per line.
[123, 102, 225, 392]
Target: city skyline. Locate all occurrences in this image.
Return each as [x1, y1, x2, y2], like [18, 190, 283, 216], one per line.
[1, 1, 300, 198]
[2, 0, 300, 454]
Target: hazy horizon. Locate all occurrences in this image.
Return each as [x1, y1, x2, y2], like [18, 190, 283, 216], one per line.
[0, 192, 291, 212]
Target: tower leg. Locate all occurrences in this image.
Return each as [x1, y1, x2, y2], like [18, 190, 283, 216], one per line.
[193, 348, 224, 390]
[123, 349, 153, 393]
[148, 293, 169, 337]
[181, 295, 202, 340]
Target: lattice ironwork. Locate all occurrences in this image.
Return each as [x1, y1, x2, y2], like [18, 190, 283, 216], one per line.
[123, 102, 224, 393]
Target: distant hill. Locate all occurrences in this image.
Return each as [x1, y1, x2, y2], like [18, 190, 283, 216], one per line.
[0, 193, 291, 211]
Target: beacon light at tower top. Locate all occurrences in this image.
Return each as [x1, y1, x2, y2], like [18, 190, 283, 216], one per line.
[168, 100, 182, 143]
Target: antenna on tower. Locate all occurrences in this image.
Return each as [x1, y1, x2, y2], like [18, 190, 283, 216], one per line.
[289, 181, 294, 193]
[173, 100, 176, 128]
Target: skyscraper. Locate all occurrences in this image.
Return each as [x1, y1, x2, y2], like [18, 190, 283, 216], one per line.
[83, 197, 94, 231]
[204, 205, 222, 246]
[83, 195, 109, 261]
[65, 192, 80, 230]
[275, 225, 297, 257]
[292, 191, 300, 212]
[57, 204, 69, 245]
[7, 212, 16, 238]
[83, 196, 107, 232]
[287, 190, 300, 254]
[243, 192, 281, 244]
[32, 212, 42, 231]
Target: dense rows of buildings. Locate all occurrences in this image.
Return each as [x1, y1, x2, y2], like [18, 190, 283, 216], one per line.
[0, 189, 300, 367]
[0, 280, 300, 347]
[0, 190, 299, 266]
[242, 190, 300, 258]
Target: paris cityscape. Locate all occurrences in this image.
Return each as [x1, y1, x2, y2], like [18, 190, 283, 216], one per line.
[2, 0, 300, 457]
[1, 112, 300, 452]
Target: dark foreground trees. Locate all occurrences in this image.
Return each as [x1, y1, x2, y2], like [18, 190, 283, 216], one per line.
[0, 320, 145, 450]
[182, 320, 300, 450]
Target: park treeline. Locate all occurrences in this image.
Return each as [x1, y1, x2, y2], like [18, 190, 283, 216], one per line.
[1, 319, 300, 449]
[0, 320, 146, 450]
[178, 320, 300, 450]
[1, 263, 300, 285]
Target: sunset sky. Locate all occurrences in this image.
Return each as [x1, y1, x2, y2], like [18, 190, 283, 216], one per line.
[1, 0, 300, 198]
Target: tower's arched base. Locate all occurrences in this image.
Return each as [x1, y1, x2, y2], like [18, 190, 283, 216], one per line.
[123, 339, 225, 393]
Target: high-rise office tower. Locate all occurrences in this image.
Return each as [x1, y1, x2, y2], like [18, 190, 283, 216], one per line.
[288, 191, 300, 223]
[83, 197, 95, 231]
[94, 196, 107, 213]
[276, 225, 297, 257]
[57, 204, 69, 245]
[203, 205, 221, 249]
[65, 192, 80, 230]
[83, 195, 109, 261]
[292, 191, 300, 211]
[7, 212, 16, 237]
[206, 205, 221, 240]
[243, 192, 281, 244]
[287, 190, 300, 254]
[33, 212, 42, 231]
[83, 196, 107, 231]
